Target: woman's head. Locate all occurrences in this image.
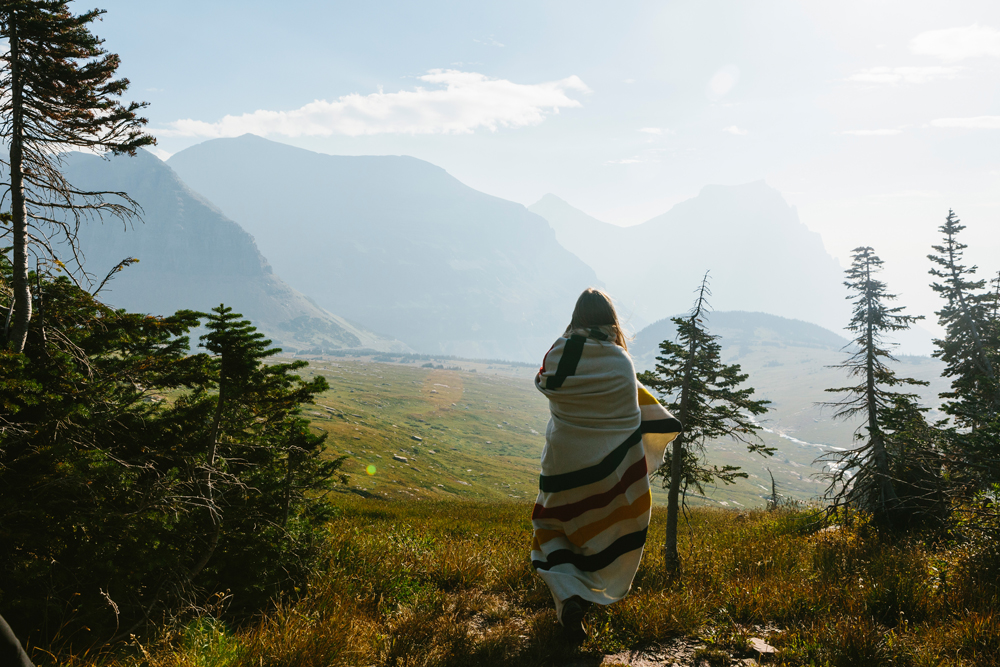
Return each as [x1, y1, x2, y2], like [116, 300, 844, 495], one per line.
[567, 288, 628, 350]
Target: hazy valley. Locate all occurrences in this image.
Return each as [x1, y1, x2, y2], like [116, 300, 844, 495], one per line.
[65, 137, 950, 508]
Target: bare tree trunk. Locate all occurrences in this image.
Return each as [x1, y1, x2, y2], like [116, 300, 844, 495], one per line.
[663, 432, 686, 572]
[864, 269, 899, 518]
[8, 14, 31, 353]
[664, 315, 700, 572]
[191, 369, 227, 578]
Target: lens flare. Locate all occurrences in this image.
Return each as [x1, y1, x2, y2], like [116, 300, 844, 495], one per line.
[366, 464, 377, 476]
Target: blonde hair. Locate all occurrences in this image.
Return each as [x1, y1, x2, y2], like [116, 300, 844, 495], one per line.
[567, 288, 628, 350]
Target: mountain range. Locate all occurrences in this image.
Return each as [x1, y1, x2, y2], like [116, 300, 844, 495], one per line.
[528, 188, 851, 334]
[167, 134, 598, 362]
[53, 135, 891, 364]
[63, 150, 406, 353]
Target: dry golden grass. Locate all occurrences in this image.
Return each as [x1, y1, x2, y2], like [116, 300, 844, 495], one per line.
[57, 499, 1000, 667]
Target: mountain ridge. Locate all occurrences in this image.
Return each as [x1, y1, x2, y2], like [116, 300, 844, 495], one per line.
[63, 150, 408, 354]
[168, 134, 600, 363]
[528, 183, 850, 334]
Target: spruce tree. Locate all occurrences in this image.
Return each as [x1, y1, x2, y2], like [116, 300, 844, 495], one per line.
[822, 247, 930, 522]
[0, 1, 154, 352]
[927, 211, 1000, 474]
[0, 287, 342, 644]
[638, 275, 772, 572]
[190, 305, 335, 587]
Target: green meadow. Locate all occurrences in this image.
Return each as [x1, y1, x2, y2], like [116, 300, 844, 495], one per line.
[291, 346, 949, 510]
[292, 354, 802, 509]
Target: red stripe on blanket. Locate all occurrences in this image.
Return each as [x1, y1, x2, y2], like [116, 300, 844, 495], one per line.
[532, 457, 647, 522]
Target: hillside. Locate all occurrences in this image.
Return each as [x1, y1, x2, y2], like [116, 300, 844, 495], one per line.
[529, 186, 851, 334]
[61, 150, 405, 354]
[630, 311, 948, 503]
[168, 135, 599, 362]
[293, 311, 946, 508]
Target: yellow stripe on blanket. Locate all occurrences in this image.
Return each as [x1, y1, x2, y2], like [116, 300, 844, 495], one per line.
[638, 383, 681, 472]
[637, 385, 659, 406]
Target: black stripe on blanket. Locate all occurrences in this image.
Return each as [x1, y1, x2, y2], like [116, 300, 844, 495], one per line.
[640, 417, 683, 434]
[545, 334, 586, 390]
[538, 429, 643, 493]
[532, 527, 648, 572]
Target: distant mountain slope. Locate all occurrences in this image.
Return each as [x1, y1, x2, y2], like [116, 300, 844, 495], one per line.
[63, 150, 407, 353]
[168, 135, 599, 363]
[631, 310, 850, 368]
[629, 310, 947, 503]
[529, 184, 850, 333]
[528, 193, 624, 268]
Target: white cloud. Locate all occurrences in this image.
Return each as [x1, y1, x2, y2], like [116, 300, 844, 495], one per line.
[722, 125, 747, 135]
[159, 69, 590, 138]
[930, 116, 1000, 129]
[708, 65, 740, 99]
[847, 66, 960, 84]
[911, 24, 1000, 61]
[842, 128, 903, 136]
[639, 127, 672, 135]
[473, 36, 505, 47]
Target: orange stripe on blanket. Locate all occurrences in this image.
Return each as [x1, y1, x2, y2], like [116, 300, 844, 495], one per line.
[534, 490, 652, 549]
[534, 529, 563, 547]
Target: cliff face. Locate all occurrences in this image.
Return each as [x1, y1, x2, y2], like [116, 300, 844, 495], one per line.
[63, 150, 406, 353]
[168, 134, 600, 362]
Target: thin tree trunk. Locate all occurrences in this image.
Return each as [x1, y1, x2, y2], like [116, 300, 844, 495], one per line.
[664, 326, 697, 573]
[8, 14, 31, 353]
[191, 368, 227, 578]
[663, 433, 686, 572]
[864, 267, 899, 517]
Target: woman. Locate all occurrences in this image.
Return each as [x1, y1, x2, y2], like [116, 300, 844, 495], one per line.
[531, 288, 681, 636]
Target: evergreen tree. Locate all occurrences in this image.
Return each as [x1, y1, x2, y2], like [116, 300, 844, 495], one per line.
[0, 1, 154, 352]
[0, 271, 343, 645]
[822, 247, 930, 522]
[638, 275, 772, 572]
[927, 211, 1000, 476]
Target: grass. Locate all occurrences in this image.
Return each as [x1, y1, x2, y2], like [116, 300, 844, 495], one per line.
[56, 499, 1000, 667]
[285, 354, 834, 509]
[46, 352, 996, 666]
[285, 345, 949, 510]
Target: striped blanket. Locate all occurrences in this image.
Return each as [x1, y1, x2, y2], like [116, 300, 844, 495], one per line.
[531, 328, 681, 619]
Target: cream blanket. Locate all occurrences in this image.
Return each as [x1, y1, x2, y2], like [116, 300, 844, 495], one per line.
[531, 328, 681, 618]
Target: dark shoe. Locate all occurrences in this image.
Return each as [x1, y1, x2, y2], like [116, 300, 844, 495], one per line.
[560, 596, 587, 640]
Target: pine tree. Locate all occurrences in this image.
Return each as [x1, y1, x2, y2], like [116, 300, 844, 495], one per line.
[638, 275, 772, 572]
[188, 305, 337, 591]
[0, 286, 343, 643]
[0, 1, 154, 352]
[927, 211, 1000, 475]
[822, 247, 930, 522]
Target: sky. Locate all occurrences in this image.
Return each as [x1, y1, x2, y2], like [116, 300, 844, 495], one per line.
[90, 0, 1000, 340]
